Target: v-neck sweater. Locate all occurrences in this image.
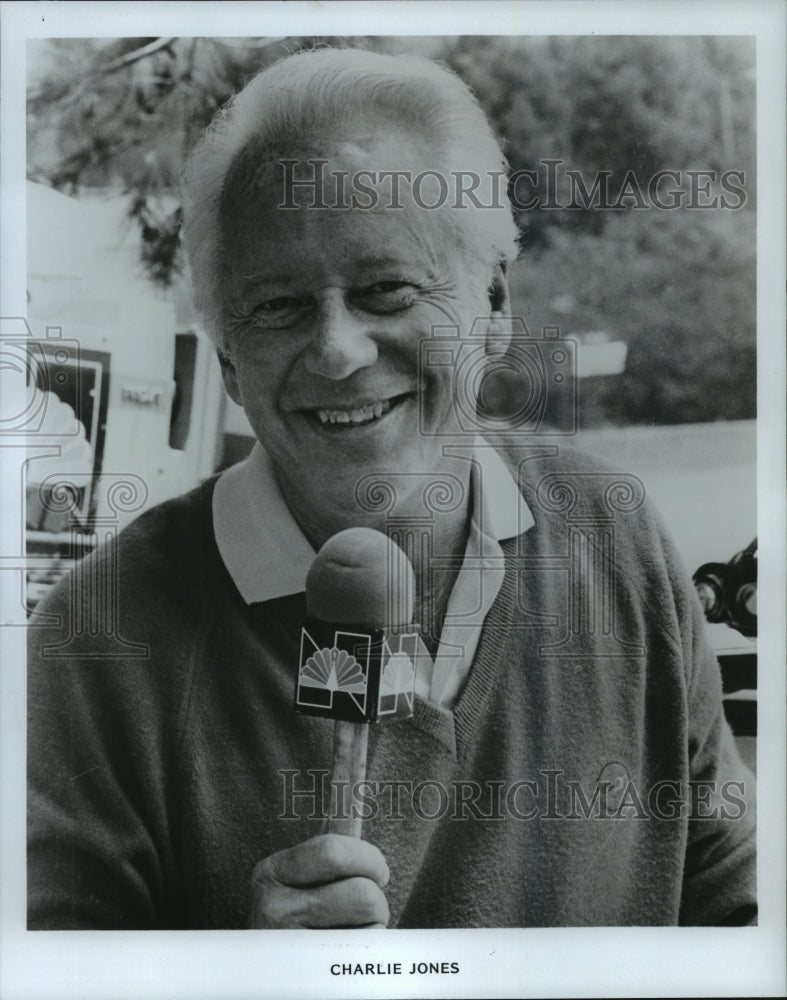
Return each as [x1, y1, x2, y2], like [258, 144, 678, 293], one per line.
[27, 444, 756, 929]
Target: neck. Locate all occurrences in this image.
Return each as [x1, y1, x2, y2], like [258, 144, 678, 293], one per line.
[274, 459, 475, 649]
[412, 507, 471, 657]
[277, 461, 473, 560]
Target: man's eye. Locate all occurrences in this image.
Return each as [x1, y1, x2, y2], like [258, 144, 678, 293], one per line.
[251, 298, 310, 329]
[355, 281, 417, 313]
[256, 297, 303, 312]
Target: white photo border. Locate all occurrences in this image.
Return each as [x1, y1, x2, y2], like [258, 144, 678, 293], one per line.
[2, 2, 785, 998]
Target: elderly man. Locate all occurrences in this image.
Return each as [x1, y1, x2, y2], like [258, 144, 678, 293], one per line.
[27, 47, 756, 929]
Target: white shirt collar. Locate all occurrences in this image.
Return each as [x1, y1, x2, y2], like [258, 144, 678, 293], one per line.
[212, 439, 534, 604]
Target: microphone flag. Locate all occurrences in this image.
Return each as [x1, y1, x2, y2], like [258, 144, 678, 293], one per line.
[295, 617, 418, 723]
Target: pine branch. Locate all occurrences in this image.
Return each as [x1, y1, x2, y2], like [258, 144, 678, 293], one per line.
[102, 37, 177, 73]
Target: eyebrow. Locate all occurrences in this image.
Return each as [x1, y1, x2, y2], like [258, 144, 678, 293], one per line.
[354, 255, 418, 272]
[237, 271, 293, 289]
[237, 257, 432, 294]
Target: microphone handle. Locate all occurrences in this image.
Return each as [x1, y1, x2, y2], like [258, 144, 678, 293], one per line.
[324, 720, 369, 838]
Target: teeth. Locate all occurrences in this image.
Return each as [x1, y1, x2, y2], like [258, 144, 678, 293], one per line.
[316, 399, 393, 425]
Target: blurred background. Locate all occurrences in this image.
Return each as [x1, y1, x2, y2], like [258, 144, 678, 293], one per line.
[27, 33, 756, 424]
[24, 35, 756, 763]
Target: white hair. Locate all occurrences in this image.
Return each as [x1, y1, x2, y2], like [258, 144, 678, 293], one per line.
[181, 47, 520, 347]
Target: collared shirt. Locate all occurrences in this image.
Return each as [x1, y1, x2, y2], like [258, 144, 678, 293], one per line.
[213, 440, 534, 710]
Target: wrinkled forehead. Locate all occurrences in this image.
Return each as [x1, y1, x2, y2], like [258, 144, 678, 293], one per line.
[217, 121, 495, 293]
[219, 123, 447, 224]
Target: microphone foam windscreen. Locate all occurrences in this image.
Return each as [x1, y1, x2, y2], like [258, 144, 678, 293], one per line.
[306, 527, 415, 628]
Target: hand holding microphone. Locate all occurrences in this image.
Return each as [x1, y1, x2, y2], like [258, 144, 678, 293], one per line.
[249, 833, 391, 929]
[249, 528, 416, 928]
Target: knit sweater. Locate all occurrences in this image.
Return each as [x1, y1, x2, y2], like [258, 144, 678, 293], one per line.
[27, 445, 756, 929]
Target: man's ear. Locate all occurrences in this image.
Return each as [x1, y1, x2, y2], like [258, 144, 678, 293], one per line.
[217, 350, 243, 407]
[485, 262, 512, 357]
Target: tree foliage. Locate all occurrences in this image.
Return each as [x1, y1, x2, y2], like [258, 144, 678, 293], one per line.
[27, 34, 756, 425]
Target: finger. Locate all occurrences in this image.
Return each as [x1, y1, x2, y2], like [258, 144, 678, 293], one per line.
[297, 876, 390, 929]
[250, 881, 390, 930]
[264, 834, 390, 888]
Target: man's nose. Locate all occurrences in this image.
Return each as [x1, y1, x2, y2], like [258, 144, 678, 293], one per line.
[303, 291, 378, 380]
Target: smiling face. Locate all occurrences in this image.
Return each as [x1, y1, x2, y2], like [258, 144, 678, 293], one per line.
[217, 132, 501, 544]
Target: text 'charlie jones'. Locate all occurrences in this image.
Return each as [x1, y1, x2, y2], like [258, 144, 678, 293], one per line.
[330, 961, 460, 976]
[279, 769, 748, 822]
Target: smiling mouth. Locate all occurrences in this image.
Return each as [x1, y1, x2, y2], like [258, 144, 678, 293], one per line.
[303, 392, 412, 428]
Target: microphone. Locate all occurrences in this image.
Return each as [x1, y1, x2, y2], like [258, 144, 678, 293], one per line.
[298, 528, 417, 837]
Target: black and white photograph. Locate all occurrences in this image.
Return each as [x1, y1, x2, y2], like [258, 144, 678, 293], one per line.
[1, 1, 785, 998]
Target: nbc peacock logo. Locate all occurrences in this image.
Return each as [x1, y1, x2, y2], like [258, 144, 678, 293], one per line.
[298, 646, 368, 713]
[377, 651, 416, 715]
